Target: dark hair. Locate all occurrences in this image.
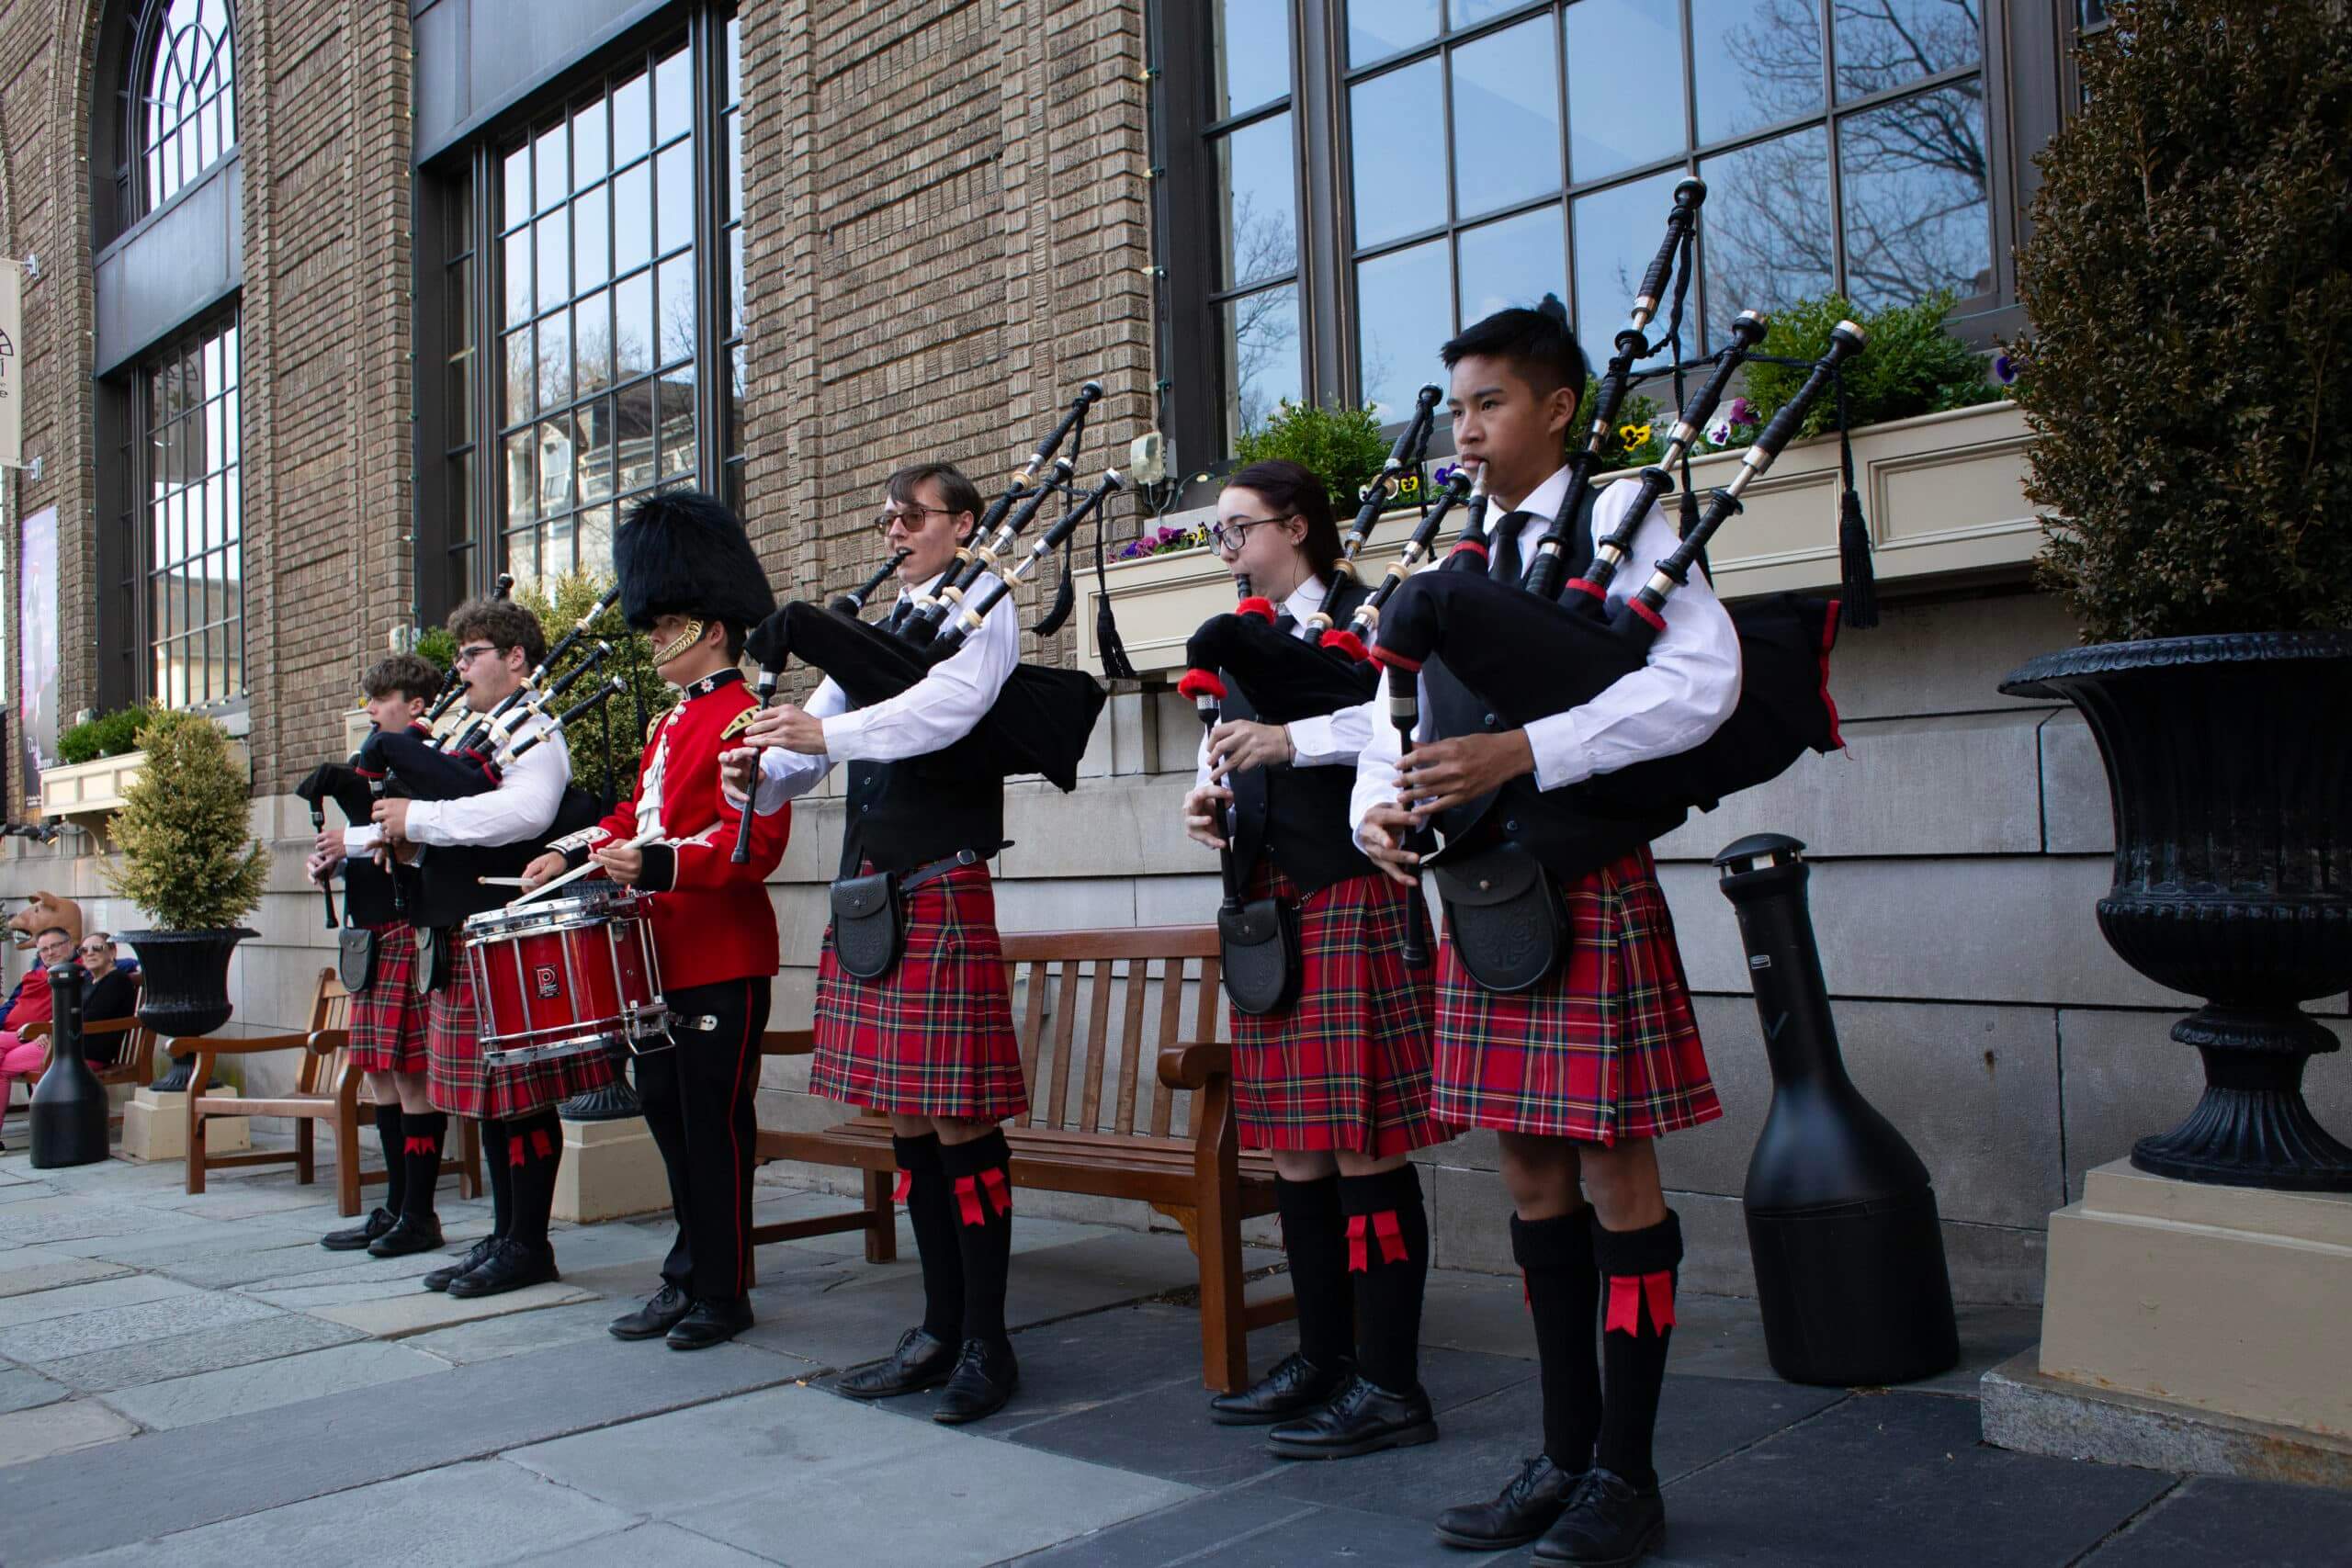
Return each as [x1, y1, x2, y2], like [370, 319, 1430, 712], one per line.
[887, 462, 986, 545]
[1225, 460, 1342, 578]
[35, 926, 68, 944]
[1441, 293, 1590, 400]
[447, 596, 548, 671]
[361, 652, 445, 704]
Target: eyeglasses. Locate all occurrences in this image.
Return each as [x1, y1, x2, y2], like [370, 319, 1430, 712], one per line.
[872, 505, 958, 536]
[76, 943, 108, 956]
[452, 642, 501, 666]
[1209, 514, 1289, 553]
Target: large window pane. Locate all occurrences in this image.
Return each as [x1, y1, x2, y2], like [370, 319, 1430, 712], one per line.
[1214, 0, 1290, 118]
[1700, 125, 1834, 346]
[137, 0, 236, 214]
[1693, 0, 1822, 143]
[1834, 0, 1981, 102]
[1573, 169, 1689, 370]
[1566, 0, 1686, 182]
[1356, 238, 1451, 421]
[1451, 17, 1562, 220]
[1214, 112, 1298, 290]
[1838, 81, 1991, 308]
[1349, 0, 1439, 63]
[1351, 58, 1445, 247]
[139, 315, 242, 705]
[1459, 204, 1566, 325]
[1221, 284, 1302, 444]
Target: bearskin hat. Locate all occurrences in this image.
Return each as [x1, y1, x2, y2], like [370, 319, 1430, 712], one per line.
[613, 491, 778, 636]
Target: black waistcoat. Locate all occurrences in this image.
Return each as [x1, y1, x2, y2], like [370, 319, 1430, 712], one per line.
[1219, 575, 1378, 897]
[1420, 504, 1683, 881]
[411, 784, 605, 930]
[840, 752, 1005, 875]
[342, 857, 405, 928]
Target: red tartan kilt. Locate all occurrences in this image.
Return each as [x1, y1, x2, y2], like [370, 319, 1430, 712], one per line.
[1431, 846, 1719, 1145]
[810, 861, 1026, 1121]
[347, 923, 428, 1075]
[426, 941, 618, 1122]
[1228, 864, 1442, 1157]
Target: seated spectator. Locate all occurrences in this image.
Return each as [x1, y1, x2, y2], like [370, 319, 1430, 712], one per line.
[0, 927, 75, 1145]
[78, 933, 138, 1056]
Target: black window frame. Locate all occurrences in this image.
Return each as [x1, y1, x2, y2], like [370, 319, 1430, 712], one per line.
[100, 0, 239, 246]
[413, 3, 743, 620]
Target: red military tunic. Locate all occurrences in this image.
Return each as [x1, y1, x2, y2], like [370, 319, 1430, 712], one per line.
[553, 667, 788, 982]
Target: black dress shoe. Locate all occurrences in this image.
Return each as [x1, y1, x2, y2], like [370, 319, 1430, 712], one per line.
[933, 1337, 1019, 1425]
[836, 1327, 957, 1399]
[366, 1215, 445, 1258]
[1434, 1453, 1584, 1551]
[1533, 1467, 1664, 1566]
[321, 1208, 397, 1251]
[1208, 1351, 1354, 1426]
[1266, 1371, 1437, 1460]
[610, 1282, 694, 1341]
[444, 1237, 560, 1299]
[667, 1295, 753, 1350]
[423, 1237, 496, 1292]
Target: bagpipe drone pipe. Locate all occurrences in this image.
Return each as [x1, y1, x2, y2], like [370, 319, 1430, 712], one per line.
[1372, 320, 1869, 860]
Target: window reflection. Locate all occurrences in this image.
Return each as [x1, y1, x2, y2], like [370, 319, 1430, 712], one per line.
[1349, 0, 1440, 63]
[1692, 0, 1821, 142]
[1699, 125, 1834, 345]
[1566, 0, 1686, 181]
[1351, 56, 1444, 248]
[1573, 170, 1688, 371]
[1833, 0, 1980, 102]
[1458, 205, 1566, 327]
[1221, 285, 1302, 444]
[1356, 239, 1451, 421]
[1216, 113, 1299, 290]
[138, 0, 237, 214]
[1838, 81, 1990, 308]
[1451, 17, 1561, 220]
[1214, 0, 1291, 118]
[141, 316, 243, 706]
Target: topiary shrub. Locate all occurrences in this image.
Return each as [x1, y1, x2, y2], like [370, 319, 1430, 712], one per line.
[101, 710, 267, 931]
[1740, 290, 1999, 445]
[514, 571, 678, 807]
[2012, 0, 2352, 643]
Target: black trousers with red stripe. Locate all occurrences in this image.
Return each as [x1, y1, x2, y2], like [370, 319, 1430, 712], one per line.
[639, 976, 772, 1304]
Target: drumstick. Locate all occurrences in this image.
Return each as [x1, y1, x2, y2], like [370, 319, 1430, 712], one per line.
[507, 829, 661, 908]
[475, 875, 531, 886]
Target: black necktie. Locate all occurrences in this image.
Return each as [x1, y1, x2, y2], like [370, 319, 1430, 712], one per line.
[1491, 512, 1530, 586]
[1274, 610, 1298, 637]
[882, 597, 914, 633]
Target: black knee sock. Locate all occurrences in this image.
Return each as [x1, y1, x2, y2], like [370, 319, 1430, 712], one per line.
[504, 1111, 563, 1252]
[399, 1111, 447, 1224]
[1272, 1174, 1351, 1371]
[893, 1134, 964, 1343]
[937, 1129, 1014, 1348]
[374, 1104, 407, 1217]
[1593, 1210, 1682, 1491]
[1514, 1209, 1603, 1472]
[1338, 1164, 1430, 1394]
[481, 1117, 513, 1241]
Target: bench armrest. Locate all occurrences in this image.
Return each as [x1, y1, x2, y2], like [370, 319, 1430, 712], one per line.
[16, 1021, 48, 1042]
[307, 1027, 352, 1056]
[1158, 1039, 1232, 1091]
[761, 1028, 817, 1056]
[168, 1030, 314, 1056]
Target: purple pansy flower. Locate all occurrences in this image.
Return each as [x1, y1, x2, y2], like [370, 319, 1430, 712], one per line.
[1992, 352, 2018, 385]
[1724, 396, 1758, 426]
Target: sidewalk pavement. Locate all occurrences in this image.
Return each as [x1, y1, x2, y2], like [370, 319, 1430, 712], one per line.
[2, 1147, 2346, 1566]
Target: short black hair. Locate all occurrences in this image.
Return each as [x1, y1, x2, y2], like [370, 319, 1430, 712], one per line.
[1225, 459, 1342, 578]
[35, 926, 69, 944]
[1441, 293, 1589, 400]
[888, 462, 986, 546]
[361, 652, 445, 704]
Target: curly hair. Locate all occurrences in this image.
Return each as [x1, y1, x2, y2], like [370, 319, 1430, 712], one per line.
[447, 596, 547, 670]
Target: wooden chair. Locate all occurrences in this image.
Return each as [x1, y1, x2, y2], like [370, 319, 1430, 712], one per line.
[185, 967, 481, 1213]
[752, 925, 1295, 1393]
[7, 973, 156, 1133]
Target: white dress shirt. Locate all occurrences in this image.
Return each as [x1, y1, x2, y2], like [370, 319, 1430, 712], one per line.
[1192, 575, 1375, 789]
[1348, 466, 1742, 843]
[402, 711, 573, 847]
[749, 570, 1022, 816]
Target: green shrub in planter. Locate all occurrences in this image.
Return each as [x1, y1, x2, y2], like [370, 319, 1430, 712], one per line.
[2011, 0, 2352, 643]
[1232, 400, 1394, 520]
[413, 626, 457, 672]
[55, 706, 153, 766]
[514, 571, 677, 807]
[1740, 290, 1998, 446]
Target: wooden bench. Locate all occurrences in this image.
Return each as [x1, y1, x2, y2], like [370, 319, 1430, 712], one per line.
[185, 967, 481, 1213]
[752, 924, 1295, 1393]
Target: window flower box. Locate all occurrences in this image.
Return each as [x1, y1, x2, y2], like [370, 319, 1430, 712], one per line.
[1079, 400, 2034, 679]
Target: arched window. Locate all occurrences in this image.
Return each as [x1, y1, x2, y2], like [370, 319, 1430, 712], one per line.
[122, 0, 236, 219]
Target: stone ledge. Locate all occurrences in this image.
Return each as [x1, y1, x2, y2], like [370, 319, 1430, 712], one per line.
[1982, 1348, 2352, 1490]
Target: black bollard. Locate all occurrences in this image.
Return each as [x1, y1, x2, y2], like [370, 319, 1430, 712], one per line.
[1714, 833, 1958, 1387]
[29, 962, 110, 1168]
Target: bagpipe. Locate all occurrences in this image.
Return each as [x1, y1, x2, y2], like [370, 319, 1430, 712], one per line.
[730, 385, 1122, 863]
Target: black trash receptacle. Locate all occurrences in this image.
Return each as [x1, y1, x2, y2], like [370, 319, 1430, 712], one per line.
[30, 962, 110, 1168]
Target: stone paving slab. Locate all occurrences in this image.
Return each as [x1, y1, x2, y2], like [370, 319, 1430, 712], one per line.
[0, 1247, 131, 1299]
[0, 1397, 140, 1468]
[35, 1309, 366, 1393]
[667, 1423, 1198, 1568]
[309, 1280, 595, 1337]
[2078, 1474, 2352, 1567]
[0, 1364, 73, 1415]
[1012, 1489, 1338, 1567]
[0, 1337, 804, 1565]
[0, 1286, 282, 1364]
[0, 1269, 194, 1328]
[503, 1521, 776, 1568]
[0, 1195, 225, 1248]
[54, 1457, 639, 1568]
[1656, 1390, 2177, 1567]
[96, 1339, 453, 1430]
[401, 1299, 640, 1365]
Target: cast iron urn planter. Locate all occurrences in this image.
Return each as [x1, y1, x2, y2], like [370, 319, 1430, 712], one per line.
[120, 928, 255, 1092]
[2001, 632, 2352, 1191]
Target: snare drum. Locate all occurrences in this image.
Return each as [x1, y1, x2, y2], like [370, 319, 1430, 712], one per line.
[462, 886, 669, 1072]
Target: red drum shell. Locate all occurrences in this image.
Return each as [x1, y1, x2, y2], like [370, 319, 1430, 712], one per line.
[462, 887, 666, 1069]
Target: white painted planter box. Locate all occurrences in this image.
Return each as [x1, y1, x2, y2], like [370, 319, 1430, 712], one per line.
[40, 739, 253, 830]
[1079, 400, 2036, 679]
